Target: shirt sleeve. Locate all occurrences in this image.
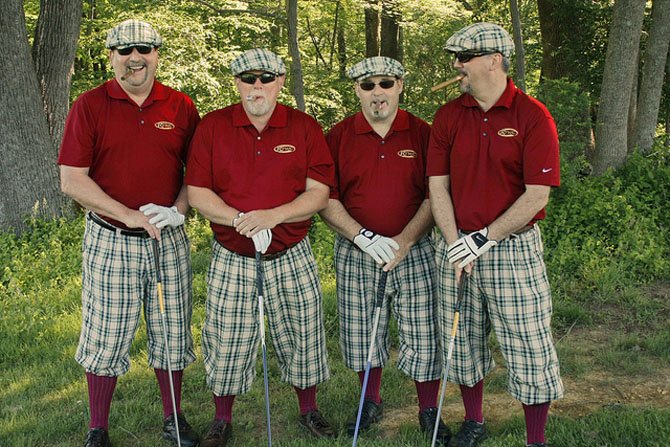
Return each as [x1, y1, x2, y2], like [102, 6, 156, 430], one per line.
[325, 125, 342, 200]
[184, 116, 214, 189]
[426, 105, 451, 177]
[522, 102, 561, 187]
[57, 94, 96, 167]
[305, 116, 335, 189]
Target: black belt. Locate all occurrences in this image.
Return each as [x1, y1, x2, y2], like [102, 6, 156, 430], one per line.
[462, 224, 534, 237]
[88, 213, 149, 238]
[215, 238, 291, 260]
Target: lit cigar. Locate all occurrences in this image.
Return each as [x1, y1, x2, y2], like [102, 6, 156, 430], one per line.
[430, 75, 464, 92]
[246, 95, 254, 100]
[120, 67, 133, 81]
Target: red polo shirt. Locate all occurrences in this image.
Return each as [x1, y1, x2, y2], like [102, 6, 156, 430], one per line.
[427, 78, 560, 231]
[58, 79, 200, 227]
[185, 103, 334, 256]
[327, 110, 431, 236]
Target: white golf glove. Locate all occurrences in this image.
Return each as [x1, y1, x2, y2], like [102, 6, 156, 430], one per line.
[447, 227, 497, 268]
[353, 228, 399, 264]
[139, 203, 185, 228]
[252, 229, 272, 254]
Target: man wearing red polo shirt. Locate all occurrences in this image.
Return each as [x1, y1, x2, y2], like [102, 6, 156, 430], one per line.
[58, 19, 200, 447]
[186, 48, 335, 447]
[319, 56, 450, 444]
[427, 23, 564, 447]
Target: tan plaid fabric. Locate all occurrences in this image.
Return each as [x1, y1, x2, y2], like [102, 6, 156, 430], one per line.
[105, 19, 162, 49]
[202, 238, 330, 396]
[230, 48, 286, 76]
[445, 22, 514, 58]
[348, 56, 405, 81]
[75, 218, 195, 376]
[435, 226, 564, 404]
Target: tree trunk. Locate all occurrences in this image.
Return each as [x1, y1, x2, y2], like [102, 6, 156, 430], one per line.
[365, 0, 380, 57]
[633, 0, 670, 153]
[509, 0, 525, 91]
[286, 0, 305, 111]
[380, 0, 401, 62]
[591, 0, 646, 175]
[0, 0, 76, 233]
[32, 0, 83, 149]
[337, 20, 347, 79]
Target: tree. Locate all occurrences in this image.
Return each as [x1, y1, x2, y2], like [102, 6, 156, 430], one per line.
[633, 0, 670, 153]
[380, 0, 402, 62]
[0, 0, 82, 233]
[364, 0, 381, 56]
[509, 0, 525, 90]
[286, 0, 305, 111]
[592, 0, 646, 175]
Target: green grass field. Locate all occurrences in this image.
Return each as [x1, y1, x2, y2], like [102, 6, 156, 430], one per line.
[1, 216, 669, 446]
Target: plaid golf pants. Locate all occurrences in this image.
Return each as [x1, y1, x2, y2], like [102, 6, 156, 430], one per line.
[202, 238, 330, 396]
[75, 215, 195, 376]
[335, 234, 442, 381]
[435, 226, 564, 404]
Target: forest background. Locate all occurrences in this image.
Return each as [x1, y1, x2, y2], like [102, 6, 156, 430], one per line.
[1, 0, 669, 446]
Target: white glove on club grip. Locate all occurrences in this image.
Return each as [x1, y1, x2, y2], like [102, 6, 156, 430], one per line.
[353, 228, 399, 264]
[139, 203, 185, 228]
[447, 227, 497, 268]
[252, 229, 272, 254]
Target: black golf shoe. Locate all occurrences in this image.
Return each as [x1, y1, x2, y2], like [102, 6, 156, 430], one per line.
[162, 412, 200, 446]
[84, 428, 111, 447]
[346, 399, 383, 436]
[201, 419, 232, 447]
[448, 420, 487, 447]
[299, 409, 336, 438]
[419, 407, 452, 445]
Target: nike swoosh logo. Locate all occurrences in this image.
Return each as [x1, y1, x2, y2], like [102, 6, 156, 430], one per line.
[542, 168, 553, 173]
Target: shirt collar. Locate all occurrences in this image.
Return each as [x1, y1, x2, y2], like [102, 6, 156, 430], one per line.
[106, 78, 167, 106]
[353, 108, 409, 135]
[232, 102, 288, 128]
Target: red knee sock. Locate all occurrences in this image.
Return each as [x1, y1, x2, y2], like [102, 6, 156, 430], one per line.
[213, 394, 236, 422]
[415, 379, 440, 411]
[459, 379, 484, 423]
[294, 385, 318, 415]
[86, 372, 117, 430]
[523, 402, 550, 445]
[358, 367, 383, 404]
[154, 369, 183, 418]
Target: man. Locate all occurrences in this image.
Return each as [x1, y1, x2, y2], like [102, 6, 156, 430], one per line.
[185, 48, 335, 447]
[58, 20, 200, 447]
[427, 23, 564, 447]
[319, 56, 451, 444]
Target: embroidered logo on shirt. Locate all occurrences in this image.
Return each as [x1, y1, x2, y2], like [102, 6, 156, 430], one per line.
[542, 168, 553, 173]
[397, 150, 418, 159]
[155, 121, 175, 130]
[497, 128, 518, 137]
[274, 144, 296, 154]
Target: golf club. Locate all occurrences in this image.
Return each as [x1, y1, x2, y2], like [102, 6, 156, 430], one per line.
[255, 251, 273, 447]
[352, 270, 389, 447]
[152, 239, 181, 447]
[431, 270, 469, 447]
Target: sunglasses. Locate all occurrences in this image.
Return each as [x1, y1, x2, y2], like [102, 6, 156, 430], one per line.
[238, 72, 278, 85]
[358, 79, 396, 91]
[115, 45, 154, 56]
[453, 51, 497, 63]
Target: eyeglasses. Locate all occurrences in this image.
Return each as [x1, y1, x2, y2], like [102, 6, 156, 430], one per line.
[358, 80, 396, 91]
[453, 51, 497, 63]
[238, 72, 278, 85]
[115, 45, 154, 56]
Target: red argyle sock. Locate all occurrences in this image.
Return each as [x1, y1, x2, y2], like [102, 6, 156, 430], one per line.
[154, 369, 183, 418]
[523, 401, 550, 445]
[294, 385, 318, 415]
[86, 372, 117, 430]
[358, 367, 383, 404]
[213, 394, 235, 423]
[460, 379, 484, 423]
[415, 379, 440, 411]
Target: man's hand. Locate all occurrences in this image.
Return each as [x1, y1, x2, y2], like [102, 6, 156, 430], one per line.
[353, 228, 400, 264]
[447, 227, 497, 268]
[139, 203, 185, 228]
[252, 229, 272, 254]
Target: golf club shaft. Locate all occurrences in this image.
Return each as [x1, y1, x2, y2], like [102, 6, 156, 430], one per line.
[352, 270, 388, 447]
[153, 240, 181, 447]
[431, 271, 468, 447]
[256, 251, 272, 447]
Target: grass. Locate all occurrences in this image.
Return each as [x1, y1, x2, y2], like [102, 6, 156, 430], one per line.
[1, 215, 669, 446]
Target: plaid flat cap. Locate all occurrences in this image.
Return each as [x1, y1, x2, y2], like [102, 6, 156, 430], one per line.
[445, 22, 514, 58]
[105, 19, 162, 49]
[230, 48, 286, 76]
[348, 56, 405, 81]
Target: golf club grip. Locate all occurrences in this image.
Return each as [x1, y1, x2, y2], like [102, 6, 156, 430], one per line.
[255, 251, 264, 296]
[456, 271, 468, 305]
[374, 271, 388, 308]
[152, 239, 162, 283]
